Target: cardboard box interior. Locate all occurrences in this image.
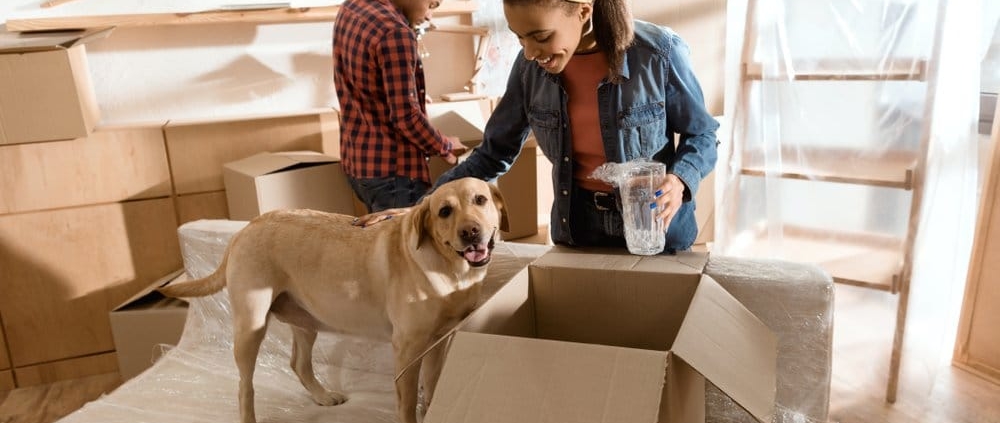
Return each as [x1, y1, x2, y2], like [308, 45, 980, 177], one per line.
[427, 248, 777, 423]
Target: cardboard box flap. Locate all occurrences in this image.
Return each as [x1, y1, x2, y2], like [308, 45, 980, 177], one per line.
[0, 27, 113, 54]
[114, 269, 187, 312]
[534, 247, 708, 276]
[671, 275, 778, 423]
[426, 331, 666, 423]
[430, 110, 484, 146]
[224, 151, 336, 177]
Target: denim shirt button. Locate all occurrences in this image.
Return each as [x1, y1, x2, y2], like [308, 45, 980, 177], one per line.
[561, 218, 568, 224]
[561, 190, 568, 196]
[563, 156, 569, 162]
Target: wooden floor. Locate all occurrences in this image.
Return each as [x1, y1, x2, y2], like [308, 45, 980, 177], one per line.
[0, 232, 998, 423]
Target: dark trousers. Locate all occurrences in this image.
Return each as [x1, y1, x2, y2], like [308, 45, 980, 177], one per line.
[348, 176, 430, 213]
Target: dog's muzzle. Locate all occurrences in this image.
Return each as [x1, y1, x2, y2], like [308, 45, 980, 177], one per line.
[456, 228, 497, 267]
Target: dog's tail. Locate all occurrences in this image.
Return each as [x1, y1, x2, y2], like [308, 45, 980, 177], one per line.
[158, 249, 229, 298]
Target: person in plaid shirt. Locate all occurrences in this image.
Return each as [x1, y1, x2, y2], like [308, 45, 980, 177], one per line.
[333, 0, 464, 212]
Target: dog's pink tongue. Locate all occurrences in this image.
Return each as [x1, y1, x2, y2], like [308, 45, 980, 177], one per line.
[464, 246, 489, 263]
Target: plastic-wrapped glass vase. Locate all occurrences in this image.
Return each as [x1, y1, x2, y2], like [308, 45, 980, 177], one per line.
[591, 160, 666, 255]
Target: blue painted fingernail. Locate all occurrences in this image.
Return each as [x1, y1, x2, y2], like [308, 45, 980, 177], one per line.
[650, 203, 657, 209]
[654, 190, 663, 198]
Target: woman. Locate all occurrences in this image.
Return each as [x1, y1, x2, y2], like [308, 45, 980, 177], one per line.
[359, 0, 718, 253]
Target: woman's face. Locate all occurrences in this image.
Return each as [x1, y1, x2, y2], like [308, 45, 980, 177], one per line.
[505, 1, 593, 74]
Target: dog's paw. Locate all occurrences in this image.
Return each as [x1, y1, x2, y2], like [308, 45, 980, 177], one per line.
[312, 390, 347, 406]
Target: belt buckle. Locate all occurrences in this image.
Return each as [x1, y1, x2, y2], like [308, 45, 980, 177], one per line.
[593, 191, 612, 211]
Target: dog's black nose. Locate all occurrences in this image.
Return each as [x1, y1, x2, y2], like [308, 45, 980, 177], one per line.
[460, 225, 481, 242]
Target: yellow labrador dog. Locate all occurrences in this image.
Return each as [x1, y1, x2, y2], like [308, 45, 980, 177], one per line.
[159, 177, 508, 423]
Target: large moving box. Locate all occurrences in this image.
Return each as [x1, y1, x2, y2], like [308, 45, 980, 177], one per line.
[428, 248, 777, 423]
[223, 151, 356, 220]
[0, 28, 109, 144]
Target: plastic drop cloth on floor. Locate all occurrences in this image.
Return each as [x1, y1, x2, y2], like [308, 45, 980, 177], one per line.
[59, 219, 834, 423]
[58, 219, 551, 423]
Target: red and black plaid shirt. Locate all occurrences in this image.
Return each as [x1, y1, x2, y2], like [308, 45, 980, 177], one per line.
[333, 0, 451, 183]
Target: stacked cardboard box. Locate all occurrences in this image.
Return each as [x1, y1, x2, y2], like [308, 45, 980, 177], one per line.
[0, 28, 108, 145]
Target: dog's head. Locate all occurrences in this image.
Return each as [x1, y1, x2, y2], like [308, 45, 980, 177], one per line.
[409, 177, 508, 267]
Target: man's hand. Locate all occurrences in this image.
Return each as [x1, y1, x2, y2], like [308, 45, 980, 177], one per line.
[443, 135, 467, 165]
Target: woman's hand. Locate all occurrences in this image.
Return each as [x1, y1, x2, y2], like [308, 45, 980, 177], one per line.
[351, 207, 412, 227]
[652, 173, 686, 230]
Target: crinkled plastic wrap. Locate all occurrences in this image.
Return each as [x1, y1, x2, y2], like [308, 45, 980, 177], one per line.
[57, 218, 837, 423]
[58, 219, 550, 423]
[705, 257, 834, 423]
[715, 0, 982, 421]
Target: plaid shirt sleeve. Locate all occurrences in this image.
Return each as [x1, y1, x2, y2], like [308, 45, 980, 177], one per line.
[378, 27, 453, 157]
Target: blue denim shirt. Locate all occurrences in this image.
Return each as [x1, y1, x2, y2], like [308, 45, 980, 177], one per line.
[438, 21, 719, 245]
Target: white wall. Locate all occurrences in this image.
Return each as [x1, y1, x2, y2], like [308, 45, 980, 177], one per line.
[0, 0, 477, 126]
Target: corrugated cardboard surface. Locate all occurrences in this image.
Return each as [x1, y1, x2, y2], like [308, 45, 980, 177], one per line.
[0, 45, 100, 144]
[0, 125, 171, 214]
[431, 248, 776, 423]
[222, 151, 355, 220]
[0, 370, 12, 391]
[426, 332, 666, 423]
[0, 199, 182, 367]
[164, 113, 325, 194]
[0, 323, 9, 371]
[176, 191, 230, 226]
[14, 352, 118, 388]
[110, 270, 188, 381]
[673, 277, 778, 422]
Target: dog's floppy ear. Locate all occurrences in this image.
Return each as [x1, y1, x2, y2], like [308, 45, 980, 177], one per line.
[489, 183, 509, 233]
[410, 197, 431, 249]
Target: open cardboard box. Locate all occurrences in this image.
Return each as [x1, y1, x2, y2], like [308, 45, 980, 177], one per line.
[223, 151, 356, 220]
[426, 248, 777, 423]
[109, 270, 189, 381]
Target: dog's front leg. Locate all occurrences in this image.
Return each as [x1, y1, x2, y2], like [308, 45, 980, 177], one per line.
[393, 333, 431, 423]
[419, 335, 453, 412]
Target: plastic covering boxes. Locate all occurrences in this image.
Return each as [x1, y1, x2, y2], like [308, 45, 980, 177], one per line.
[81, 219, 832, 423]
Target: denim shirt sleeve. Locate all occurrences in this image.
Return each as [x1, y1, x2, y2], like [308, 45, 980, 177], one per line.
[662, 34, 719, 202]
[435, 56, 533, 186]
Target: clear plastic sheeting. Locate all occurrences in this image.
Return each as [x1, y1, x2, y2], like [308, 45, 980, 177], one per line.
[704, 257, 834, 423]
[54, 218, 837, 423]
[716, 0, 982, 419]
[57, 219, 550, 423]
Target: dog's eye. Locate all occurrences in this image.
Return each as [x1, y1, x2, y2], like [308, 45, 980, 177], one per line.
[438, 206, 452, 218]
[474, 195, 488, 206]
